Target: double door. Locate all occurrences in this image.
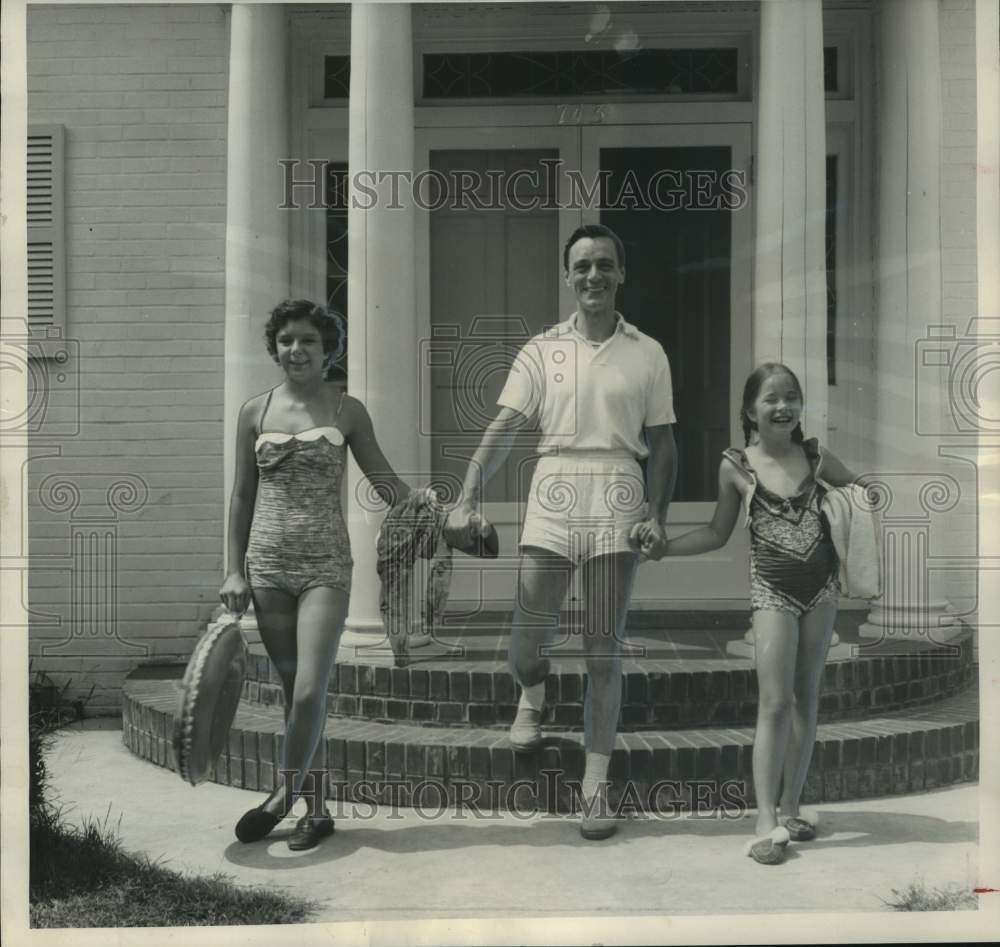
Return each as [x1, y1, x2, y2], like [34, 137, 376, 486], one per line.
[418, 122, 753, 605]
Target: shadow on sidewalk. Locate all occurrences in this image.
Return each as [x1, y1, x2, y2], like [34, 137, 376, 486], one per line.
[219, 801, 977, 871]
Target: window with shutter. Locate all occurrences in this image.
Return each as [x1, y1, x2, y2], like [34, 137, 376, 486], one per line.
[27, 125, 66, 335]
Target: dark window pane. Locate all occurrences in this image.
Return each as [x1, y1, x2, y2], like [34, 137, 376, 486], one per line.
[824, 47, 838, 93]
[826, 154, 837, 385]
[601, 147, 733, 502]
[326, 162, 348, 381]
[324, 56, 350, 99]
[424, 49, 740, 98]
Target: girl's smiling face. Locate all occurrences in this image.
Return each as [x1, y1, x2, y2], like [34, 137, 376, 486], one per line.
[748, 372, 803, 438]
[275, 318, 326, 381]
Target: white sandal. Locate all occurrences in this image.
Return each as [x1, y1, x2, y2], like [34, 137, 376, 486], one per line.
[744, 825, 791, 865]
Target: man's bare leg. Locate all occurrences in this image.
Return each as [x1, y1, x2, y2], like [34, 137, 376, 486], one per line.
[508, 547, 573, 750]
[578, 551, 638, 838]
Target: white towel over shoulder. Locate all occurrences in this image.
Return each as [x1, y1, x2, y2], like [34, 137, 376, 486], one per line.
[820, 484, 882, 601]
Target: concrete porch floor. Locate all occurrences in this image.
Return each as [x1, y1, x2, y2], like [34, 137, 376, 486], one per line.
[40, 721, 982, 926]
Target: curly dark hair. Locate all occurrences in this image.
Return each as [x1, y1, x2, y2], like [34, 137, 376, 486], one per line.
[264, 299, 346, 378]
[562, 224, 626, 271]
[740, 362, 806, 446]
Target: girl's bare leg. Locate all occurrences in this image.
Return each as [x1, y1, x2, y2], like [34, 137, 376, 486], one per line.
[280, 586, 348, 815]
[780, 600, 837, 817]
[751, 609, 798, 837]
[252, 588, 299, 817]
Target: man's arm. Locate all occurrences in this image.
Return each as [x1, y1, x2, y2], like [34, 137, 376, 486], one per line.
[629, 424, 677, 555]
[447, 406, 527, 536]
[645, 423, 677, 525]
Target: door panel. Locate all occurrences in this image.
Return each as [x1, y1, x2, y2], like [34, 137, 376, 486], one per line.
[428, 148, 560, 504]
[583, 124, 753, 604]
[600, 145, 733, 503]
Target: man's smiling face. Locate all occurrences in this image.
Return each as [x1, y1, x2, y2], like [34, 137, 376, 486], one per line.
[565, 236, 625, 315]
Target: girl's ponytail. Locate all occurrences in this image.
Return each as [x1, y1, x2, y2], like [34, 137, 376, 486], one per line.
[740, 408, 755, 446]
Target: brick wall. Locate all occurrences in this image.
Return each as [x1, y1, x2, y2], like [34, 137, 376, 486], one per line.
[26, 4, 229, 712]
[938, 0, 979, 624]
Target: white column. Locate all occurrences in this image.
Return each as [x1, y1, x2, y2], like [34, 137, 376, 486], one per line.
[731, 0, 836, 659]
[976, 0, 1000, 663]
[859, 0, 956, 643]
[342, 5, 419, 649]
[223, 4, 288, 642]
[753, 0, 829, 434]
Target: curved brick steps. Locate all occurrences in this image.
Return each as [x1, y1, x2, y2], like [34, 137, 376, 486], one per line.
[123, 668, 979, 812]
[242, 629, 976, 731]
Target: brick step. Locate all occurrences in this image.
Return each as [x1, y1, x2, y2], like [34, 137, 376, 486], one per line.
[123, 668, 979, 812]
[242, 631, 975, 731]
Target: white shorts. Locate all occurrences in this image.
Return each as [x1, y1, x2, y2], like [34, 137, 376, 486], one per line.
[519, 451, 647, 564]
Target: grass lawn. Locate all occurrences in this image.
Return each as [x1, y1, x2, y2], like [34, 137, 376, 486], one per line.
[30, 808, 318, 927]
[28, 669, 318, 927]
[883, 880, 978, 912]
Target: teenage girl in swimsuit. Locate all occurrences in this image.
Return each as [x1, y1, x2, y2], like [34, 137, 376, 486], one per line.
[219, 299, 430, 850]
[639, 363, 868, 865]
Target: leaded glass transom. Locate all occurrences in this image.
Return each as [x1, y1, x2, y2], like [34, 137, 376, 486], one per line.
[423, 49, 740, 98]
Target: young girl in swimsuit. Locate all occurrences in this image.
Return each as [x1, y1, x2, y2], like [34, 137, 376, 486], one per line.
[219, 299, 430, 850]
[639, 363, 867, 865]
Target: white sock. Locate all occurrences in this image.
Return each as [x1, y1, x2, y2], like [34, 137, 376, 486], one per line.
[581, 752, 611, 801]
[518, 681, 545, 712]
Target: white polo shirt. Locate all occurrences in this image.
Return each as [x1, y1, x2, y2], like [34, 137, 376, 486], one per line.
[497, 313, 676, 459]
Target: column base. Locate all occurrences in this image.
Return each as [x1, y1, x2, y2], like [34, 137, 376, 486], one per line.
[340, 617, 391, 660]
[858, 599, 963, 646]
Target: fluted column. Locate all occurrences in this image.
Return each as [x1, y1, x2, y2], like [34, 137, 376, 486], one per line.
[730, 0, 833, 659]
[753, 0, 829, 433]
[859, 0, 956, 644]
[342, 4, 418, 651]
[223, 4, 289, 643]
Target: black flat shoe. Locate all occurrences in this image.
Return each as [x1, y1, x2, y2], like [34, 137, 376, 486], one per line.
[234, 790, 290, 843]
[287, 812, 334, 851]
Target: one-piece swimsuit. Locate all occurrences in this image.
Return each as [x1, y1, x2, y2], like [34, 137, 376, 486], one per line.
[244, 388, 353, 597]
[723, 439, 839, 615]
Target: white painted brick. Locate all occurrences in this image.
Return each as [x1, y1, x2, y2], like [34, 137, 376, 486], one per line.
[141, 74, 192, 91]
[166, 260, 225, 276]
[121, 124, 173, 140]
[66, 125, 125, 142]
[168, 90, 226, 108]
[188, 74, 227, 91]
[28, 59, 79, 76]
[165, 123, 225, 141]
[118, 58, 172, 75]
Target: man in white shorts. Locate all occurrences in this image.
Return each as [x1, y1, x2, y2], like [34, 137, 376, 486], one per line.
[446, 224, 677, 839]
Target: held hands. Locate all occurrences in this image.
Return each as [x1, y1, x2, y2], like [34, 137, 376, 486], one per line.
[219, 572, 251, 617]
[630, 519, 668, 561]
[416, 486, 444, 511]
[443, 501, 492, 550]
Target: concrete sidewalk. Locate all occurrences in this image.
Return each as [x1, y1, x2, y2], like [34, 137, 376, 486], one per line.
[44, 723, 980, 922]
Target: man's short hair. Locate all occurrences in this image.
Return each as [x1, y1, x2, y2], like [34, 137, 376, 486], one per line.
[562, 224, 626, 271]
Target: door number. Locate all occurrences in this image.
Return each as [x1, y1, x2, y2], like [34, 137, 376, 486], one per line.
[557, 104, 607, 125]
